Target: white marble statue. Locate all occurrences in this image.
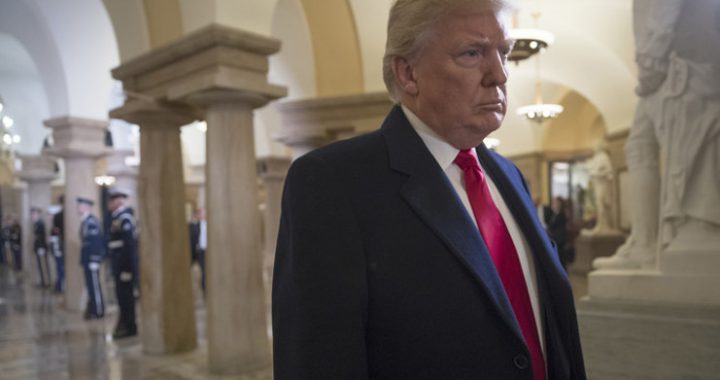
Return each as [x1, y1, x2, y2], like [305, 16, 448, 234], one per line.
[594, 0, 720, 270]
[581, 143, 618, 237]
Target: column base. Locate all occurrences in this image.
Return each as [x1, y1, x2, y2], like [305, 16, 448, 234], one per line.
[578, 297, 720, 379]
[588, 269, 720, 305]
[570, 233, 626, 275]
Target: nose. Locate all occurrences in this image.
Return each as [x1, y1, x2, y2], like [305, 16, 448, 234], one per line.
[481, 49, 509, 87]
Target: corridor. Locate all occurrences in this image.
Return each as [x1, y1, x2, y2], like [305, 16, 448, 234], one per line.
[0, 267, 272, 380]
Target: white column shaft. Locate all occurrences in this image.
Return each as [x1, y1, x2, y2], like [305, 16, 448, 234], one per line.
[206, 103, 270, 373]
[137, 124, 197, 354]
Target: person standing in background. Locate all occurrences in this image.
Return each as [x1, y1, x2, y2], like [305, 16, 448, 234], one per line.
[189, 209, 200, 266]
[31, 207, 51, 288]
[107, 189, 138, 339]
[196, 208, 207, 293]
[8, 215, 22, 272]
[50, 195, 65, 293]
[78, 197, 105, 320]
[546, 197, 571, 271]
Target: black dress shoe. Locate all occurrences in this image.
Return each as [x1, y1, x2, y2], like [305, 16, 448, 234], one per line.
[113, 326, 137, 339]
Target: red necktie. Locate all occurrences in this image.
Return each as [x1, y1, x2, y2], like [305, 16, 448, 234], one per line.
[454, 149, 546, 380]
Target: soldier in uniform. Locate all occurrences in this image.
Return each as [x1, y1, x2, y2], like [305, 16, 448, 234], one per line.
[8, 216, 22, 272]
[31, 207, 52, 287]
[77, 197, 105, 320]
[107, 189, 138, 338]
[51, 196, 65, 293]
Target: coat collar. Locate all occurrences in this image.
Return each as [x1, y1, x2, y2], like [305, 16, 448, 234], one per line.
[382, 105, 524, 342]
[476, 145, 570, 288]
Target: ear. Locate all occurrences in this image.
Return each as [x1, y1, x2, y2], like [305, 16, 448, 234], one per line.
[392, 56, 419, 96]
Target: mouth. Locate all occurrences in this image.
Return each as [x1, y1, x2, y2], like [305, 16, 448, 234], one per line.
[475, 101, 505, 112]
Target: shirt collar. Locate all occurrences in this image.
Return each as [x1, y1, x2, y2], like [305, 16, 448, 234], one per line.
[401, 105, 477, 170]
[111, 206, 127, 217]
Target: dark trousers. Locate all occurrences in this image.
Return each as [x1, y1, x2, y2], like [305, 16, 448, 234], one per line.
[83, 264, 104, 317]
[35, 249, 52, 287]
[11, 245, 22, 271]
[51, 239, 65, 292]
[114, 271, 136, 332]
[197, 249, 206, 292]
[54, 254, 65, 292]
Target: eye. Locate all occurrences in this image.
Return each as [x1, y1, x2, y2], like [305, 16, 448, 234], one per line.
[462, 48, 482, 58]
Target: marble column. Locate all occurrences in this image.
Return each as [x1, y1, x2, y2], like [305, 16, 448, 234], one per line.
[170, 29, 287, 373]
[275, 92, 394, 160]
[106, 149, 138, 211]
[257, 156, 290, 295]
[16, 155, 57, 284]
[44, 117, 110, 311]
[193, 94, 279, 373]
[109, 102, 198, 355]
[110, 24, 287, 372]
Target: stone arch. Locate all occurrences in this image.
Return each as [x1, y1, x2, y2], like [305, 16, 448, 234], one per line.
[0, 34, 53, 154]
[508, 28, 637, 135]
[1, 0, 126, 154]
[541, 90, 607, 154]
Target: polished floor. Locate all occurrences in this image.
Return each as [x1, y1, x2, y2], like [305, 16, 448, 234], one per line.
[0, 265, 272, 380]
[0, 262, 589, 380]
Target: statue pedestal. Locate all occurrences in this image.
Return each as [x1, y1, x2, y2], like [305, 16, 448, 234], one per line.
[589, 269, 720, 305]
[578, 298, 720, 380]
[570, 233, 625, 275]
[584, 243, 720, 378]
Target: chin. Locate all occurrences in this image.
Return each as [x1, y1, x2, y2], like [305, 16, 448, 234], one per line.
[470, 118, 502, 135]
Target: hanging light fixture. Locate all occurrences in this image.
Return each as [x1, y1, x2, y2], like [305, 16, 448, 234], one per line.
[515, 12, 563, 123]
[508, 11, 554, 64]
[0, 95, 22, 155]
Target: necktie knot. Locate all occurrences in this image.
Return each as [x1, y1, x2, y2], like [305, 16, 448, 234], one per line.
[454, 149, 481, 173]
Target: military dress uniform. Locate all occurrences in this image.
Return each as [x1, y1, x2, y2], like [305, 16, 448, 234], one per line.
[80, 211, 106, 319]
[108, 206, 138, 337]
[33, 215, 52, 287]
[9, 221, 22, 272]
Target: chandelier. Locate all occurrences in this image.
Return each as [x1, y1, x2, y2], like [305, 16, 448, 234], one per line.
[515, 12, 564, 123]
[0, 96, 21, 155]
[508, 12, 554, 64]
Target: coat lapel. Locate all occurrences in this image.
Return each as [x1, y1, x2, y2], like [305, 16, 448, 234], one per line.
[381, 106, 523, 341]
[475, 145, 570, 286]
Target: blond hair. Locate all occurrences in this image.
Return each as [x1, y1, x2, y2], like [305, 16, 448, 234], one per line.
[383, 0, 514, 102]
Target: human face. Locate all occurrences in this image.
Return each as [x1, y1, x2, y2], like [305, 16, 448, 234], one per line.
[107, 198, 121, 212]
[405, 8, 512, 149]
[77, 203, 91, 216]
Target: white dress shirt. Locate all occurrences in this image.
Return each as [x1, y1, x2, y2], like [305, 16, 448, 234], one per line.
[199, 220, 207, 251]
[402, 105, 545, 355]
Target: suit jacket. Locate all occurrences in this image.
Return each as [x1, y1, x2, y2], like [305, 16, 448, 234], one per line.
[272, 106, 586, 380]
[189, 221, 200, 262]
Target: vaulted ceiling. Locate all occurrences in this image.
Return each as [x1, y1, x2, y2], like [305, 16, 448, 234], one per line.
[0, 0, 638, 159]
